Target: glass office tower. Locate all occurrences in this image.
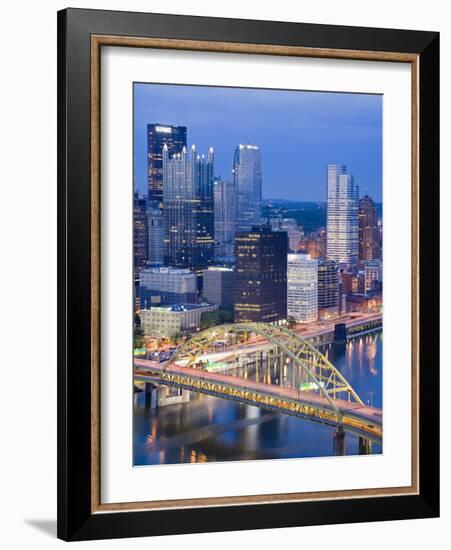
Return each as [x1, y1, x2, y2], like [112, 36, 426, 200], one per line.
[233, 144, 262, 232]
[234, 226, 287, 324]
[147, 123, 187, 207]
[162, 144, 214, 270]
[326, 164, 359, 266]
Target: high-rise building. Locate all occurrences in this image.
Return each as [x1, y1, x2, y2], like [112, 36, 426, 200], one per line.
[318, 259, 339, 309]
[147, 206, 164, 266]
[147, 123, 187, 206]
[326, 165, 359, 266]
[364, 259, 383, 292]
[203, 267, 235, 310]
[269, 218, 303, 253]
[163, 144, 215, 270]
[287, 254, 318, 323]
[213, 178, 236, 258]
[133, 193, 148, 272]
[140, 266, 197, 306]
[234, 226, 287, 324]
[234, 144, 262, 232]
[359, 194, 381, 261]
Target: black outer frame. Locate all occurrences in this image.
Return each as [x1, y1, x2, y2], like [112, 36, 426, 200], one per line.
[57, 8, 439, 542]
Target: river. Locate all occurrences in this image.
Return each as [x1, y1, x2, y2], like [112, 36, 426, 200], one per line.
[133, 330, 382, 465]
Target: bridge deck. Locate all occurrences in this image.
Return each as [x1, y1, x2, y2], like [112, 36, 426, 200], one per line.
[134, 358, 382, 442]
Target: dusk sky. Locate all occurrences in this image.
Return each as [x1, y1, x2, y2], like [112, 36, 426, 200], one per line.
[134, 83, 382, 202]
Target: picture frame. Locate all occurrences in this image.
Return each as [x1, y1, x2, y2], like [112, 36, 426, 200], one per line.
[57, 7, 439, 541]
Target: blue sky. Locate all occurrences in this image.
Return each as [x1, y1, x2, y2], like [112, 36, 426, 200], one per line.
[134, 83, 382, 202]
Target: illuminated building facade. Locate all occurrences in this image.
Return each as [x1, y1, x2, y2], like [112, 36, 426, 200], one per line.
[364, 259, 383, 292]
[341, 270, 365, 295]
[140, 303, 218, 338]
[133, 193, 148, 273]
[287, 254, 318, 323]
[234, 144, 262, 231]
[326, 164, 359, 266]
[163, 144, 215, 270]
[147, 123, 187, 206]
[359, 194, 381, 261]
[140, 266, 197, 306]
[213, 178, 236, 258]
[234, 226, 287, 323]
[301, 230, 327, 259]
[318, 259, 339, 308]
[147, 205, 164, 266]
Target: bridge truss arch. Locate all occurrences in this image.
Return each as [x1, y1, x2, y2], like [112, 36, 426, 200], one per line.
[169, 323, 364, 411]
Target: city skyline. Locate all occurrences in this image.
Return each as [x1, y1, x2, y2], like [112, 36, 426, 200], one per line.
[134, 83, 382, 202]
[133, 82, 383, 466]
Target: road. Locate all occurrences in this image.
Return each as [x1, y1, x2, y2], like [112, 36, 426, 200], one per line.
[134, 358, 383, 443]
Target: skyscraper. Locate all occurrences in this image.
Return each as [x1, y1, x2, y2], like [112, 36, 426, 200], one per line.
[133, 192, 148, 273]
[163, 144, 214, 270]
[213, 178, 236, 258]
[234, 226, 287, 324]
[147, 123, 187, 206]
[359, 194, 381, 261]
[147, 205, 164, 266]
[318, 259, 339, 309]
[326, 164, 359, 266]
[287, 254, 318, 323]
[233, 144, 262, 232]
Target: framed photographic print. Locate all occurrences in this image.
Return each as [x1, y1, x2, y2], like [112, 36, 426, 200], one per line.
[57, 8, 439, 541]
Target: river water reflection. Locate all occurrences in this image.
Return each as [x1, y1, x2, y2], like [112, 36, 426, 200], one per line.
[133, 331, 382, 465]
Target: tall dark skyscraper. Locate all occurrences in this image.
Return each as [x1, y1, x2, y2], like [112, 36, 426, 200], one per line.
[233, 144, 262, 232]
[318, 259, 339, 309]
[359, 194, 381, 261]
[147, 123, 187, 206]
[234, 226, 287, 324]
[163, 144, 214, 270]
[133, 192, 148, 273]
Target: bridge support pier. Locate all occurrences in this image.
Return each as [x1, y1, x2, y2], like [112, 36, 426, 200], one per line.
[333, 426, 346, 456]
[359, 437, 372, 455]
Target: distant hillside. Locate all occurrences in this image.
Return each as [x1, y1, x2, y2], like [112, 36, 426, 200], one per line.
[263, 199, 382, 232]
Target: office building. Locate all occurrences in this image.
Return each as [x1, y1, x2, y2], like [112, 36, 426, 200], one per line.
[269, 217, 303, 252]
[163, 144, 215, 270]
[318, 259, 339, 308]
[326, 164, 359, 266]
[287, 254, 318, 323]
[359, 194, 381, 261]
[147, 123, 187, 206]
[134, 193, 148, 272]
[147, 206, 164, 266]
[203, 267, 235, 310]
[341, 270, 365, 295]
[140, 266, 197, 306]
[140, 303, 218, 338]
[234, 226, 287, 324]
[364, 259, 383, 292]
[234, 144, 262, 231]
[213, 178, 236, 257]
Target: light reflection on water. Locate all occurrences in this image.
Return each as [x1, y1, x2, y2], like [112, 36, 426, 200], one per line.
[133, 331, 382, 465]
